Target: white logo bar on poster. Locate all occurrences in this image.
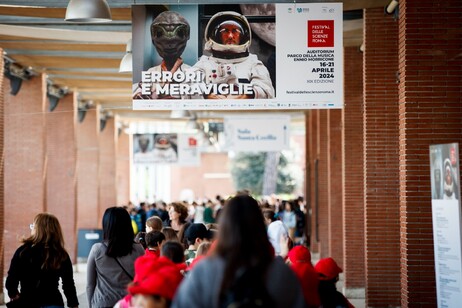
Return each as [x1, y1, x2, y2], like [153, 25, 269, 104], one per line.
[132, 3, 343, 110]
[223, 115, 290, 152]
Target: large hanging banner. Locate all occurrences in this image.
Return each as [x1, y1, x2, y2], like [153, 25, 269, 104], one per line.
[223, 115, 290, 151]
[132, 3, 343, 110]
[133, 133, 200, 166]
[430, 143, 462, 308]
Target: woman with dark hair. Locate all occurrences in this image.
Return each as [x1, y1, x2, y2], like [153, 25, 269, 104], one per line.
[6, 213, 79, 308]
[86, 206, 144, 307]
[172, 194, 305, 308]
[168, 202, 189, 233]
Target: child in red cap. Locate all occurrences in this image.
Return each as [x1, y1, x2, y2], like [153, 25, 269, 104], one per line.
[287, 246, 321, 308]
[314, 257, 355, 308]
[114, 255, 184, 308]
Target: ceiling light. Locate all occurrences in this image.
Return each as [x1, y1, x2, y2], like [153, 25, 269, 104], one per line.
[119, 39, 132, 73]
[65, 0, 112, 23]
[385, 0, 398, 14]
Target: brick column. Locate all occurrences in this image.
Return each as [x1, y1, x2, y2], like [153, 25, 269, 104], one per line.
[398, 1, 462, 307]
[0, 50, 5, 298]
[342, 46, 365, 297]
[363, 8, 401, 307]
[327, 109, 343, 263]
[307, 110, 319, 252]
[304, 111, 311, 247]
[76, 107, 99, 229]
[4, 74, 46, 273]
[116, 129, 131, 205]
[98, 114, 117, 220]
[317, 110, 329, 258]
[45, 92, 78, 260]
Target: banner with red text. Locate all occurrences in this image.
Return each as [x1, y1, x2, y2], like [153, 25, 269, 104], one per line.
[132, 3, 343, 110]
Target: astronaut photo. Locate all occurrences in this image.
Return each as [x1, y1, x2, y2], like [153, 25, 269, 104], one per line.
[187, 11, 275, 100]
[443, 158, 459, 200]
[152, 134, 178, 163]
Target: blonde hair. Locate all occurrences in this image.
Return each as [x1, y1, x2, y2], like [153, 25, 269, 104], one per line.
[197, 242, 212, 256]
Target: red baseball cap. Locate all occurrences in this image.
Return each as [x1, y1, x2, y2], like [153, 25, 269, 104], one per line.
[288, 245, 312, 264]
[314, 257, 343, 281]
[128, 256, 184, 300]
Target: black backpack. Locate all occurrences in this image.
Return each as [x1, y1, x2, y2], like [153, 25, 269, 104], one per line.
[220, 266, 275, 308]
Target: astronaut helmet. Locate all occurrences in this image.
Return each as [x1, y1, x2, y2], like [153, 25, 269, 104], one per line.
[204, 11, 251, 55]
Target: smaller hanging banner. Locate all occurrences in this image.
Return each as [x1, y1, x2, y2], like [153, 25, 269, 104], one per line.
[133, 133, 200, 166]
[223, 115, 290, 152]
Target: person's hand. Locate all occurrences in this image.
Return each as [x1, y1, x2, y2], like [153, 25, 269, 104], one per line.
[279, 234, 290, 260]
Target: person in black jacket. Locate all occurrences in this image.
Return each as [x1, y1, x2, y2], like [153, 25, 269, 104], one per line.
[6, 213, 79, 308]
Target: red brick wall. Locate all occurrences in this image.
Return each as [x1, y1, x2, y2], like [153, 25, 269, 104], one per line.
[76, 108, 99, 229]
[4, 74, 46, 273]
[116, 131, 130, 205]
[342, 47, 365, 289]
[317, 110, 329, 258]
[363, 8, 401, 307]
[304, 110, 313, 245]
[171, 152, 235, 200]
[307, 110, 319, 252]
[327, 109, 343, 264]
[45, 92, 78, 261]
[98, 116, 117, 221]
[398, 1, 462, 306]
[0, 50, 4, 292]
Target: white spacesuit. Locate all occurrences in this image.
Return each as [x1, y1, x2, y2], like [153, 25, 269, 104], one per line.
[443, 159, 458, 200]
[188, 11, 275, 99]
[152, 134, 178, 163]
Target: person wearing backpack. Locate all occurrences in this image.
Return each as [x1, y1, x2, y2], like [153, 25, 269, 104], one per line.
[172, 193, 305, 308]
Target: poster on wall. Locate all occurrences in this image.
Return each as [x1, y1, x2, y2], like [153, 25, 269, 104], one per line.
[133, 133, 200, 165]
[430, 143, 462, 308]
[132, 3, 343, 110]
[223, 114, 290, 151]
[177, 134, 200, 166]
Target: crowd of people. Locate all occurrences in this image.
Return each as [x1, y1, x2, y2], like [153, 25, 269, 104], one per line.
[5, 192, 354, 308]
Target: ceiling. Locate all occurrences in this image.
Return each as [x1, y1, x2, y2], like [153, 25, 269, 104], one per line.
[0, 0, 391, 123]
